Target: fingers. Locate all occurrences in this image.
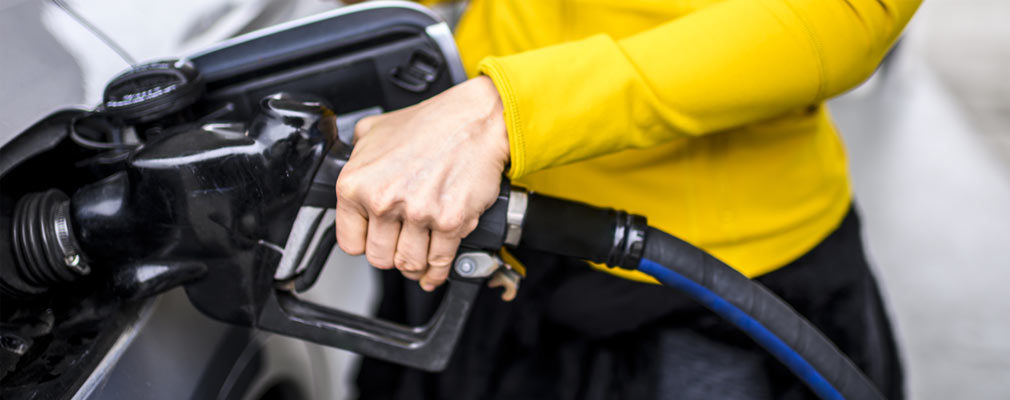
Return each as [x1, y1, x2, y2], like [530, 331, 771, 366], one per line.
[337, 191, 475, 291]
[394, 222, 430, 276]
[365, 217, 401, 269]
[336, 200, 436, 281]
[421, 231, 461, 291]
[400, 269, 425, 281]
[335, 203, 367, 256]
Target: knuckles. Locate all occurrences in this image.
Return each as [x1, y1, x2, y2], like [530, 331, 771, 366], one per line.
[334, 175, 360, 201]
[463, 217, 480, 235]
[403, 201, 434, 225]
[336, 156, 483, 237]
[354, 115, 378, 138]
[383, 196, 475, 235]
[337, 175, 398, 217]
[394, 255, 425, 272]
[364, 193, 397, 217]
[432, 210, 467, 233]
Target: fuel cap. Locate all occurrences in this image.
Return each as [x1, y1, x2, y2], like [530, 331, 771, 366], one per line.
[102, 59, 204, 124]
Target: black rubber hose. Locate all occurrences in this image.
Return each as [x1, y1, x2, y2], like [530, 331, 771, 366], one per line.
[641, 227, 884, 400]
[519, 192, 645, 269]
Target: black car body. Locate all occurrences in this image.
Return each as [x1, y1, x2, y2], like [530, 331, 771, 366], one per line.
[0, 2, 465, 398]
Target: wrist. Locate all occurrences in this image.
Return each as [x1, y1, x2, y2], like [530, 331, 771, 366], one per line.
[465, 76, 510, 167]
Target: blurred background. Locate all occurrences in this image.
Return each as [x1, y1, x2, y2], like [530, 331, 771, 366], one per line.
[1, 0, 1007, 398]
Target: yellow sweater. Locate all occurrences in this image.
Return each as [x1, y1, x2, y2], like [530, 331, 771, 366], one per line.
[451, 0, 920, 281]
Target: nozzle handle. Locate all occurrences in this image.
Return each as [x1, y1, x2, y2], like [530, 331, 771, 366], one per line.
[268, 172, 509, 371]
[258, 273, 482, 372]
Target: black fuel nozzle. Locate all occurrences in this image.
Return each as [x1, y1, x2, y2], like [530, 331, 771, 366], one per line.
[0, 86, 642, 374]
[2, 190, 90, 298]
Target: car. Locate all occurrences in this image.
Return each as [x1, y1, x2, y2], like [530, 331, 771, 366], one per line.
[0, 2, 465, 398]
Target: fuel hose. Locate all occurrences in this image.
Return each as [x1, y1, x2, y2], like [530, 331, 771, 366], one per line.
[515, 190, 885, 400]
[638, 228, 883, 400]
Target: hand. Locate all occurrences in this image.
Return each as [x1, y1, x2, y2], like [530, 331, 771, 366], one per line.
[335, 76, 510, 291]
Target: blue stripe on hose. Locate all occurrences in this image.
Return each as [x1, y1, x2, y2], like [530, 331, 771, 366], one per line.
[637, 258, 845, 400]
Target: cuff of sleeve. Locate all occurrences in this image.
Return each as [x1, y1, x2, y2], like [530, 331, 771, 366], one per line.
[478, 57, 527, 180]
[478, 35, 646, 180]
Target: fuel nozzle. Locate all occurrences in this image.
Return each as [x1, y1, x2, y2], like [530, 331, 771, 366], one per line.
[3, 190, 90, 297]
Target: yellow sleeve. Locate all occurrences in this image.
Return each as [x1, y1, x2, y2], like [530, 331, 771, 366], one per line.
[416, 0, 456, 5]
[478, 0, 921, 180]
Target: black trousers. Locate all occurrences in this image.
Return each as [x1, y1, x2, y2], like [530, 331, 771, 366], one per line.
[357, 207, 904, 399]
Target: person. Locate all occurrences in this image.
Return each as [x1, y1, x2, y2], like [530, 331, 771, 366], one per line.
[337, 0, 921, 398]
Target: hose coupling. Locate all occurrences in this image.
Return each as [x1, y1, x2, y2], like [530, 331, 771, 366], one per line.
[607, 211, 648, 270]
[4, 190, 90, 297]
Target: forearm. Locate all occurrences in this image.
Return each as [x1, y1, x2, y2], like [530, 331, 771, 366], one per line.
[479, 0, 921, 179]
